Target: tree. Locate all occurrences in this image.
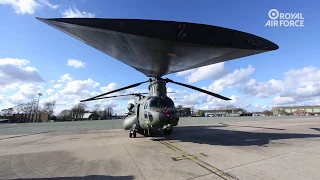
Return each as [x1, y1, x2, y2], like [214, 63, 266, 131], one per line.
[190, 106, 195, 116]
[103, 107, 113, 119]
[7, 108, 14, 116]
[71, 103, 88, 120]
[21, 100, 38, 114]
[262, 110, 273, 116]
[14, 104, 24, 114]
[1, 109, 8, 117]
[237, 108, 247, 113]
[107, 107, 113, 119]
[218, 105, 237, 114]
[92, 104, 101, 114]
[58, 109, 72, 121]
[42, 100, 56, 117]
[102, 109, 107, 119]
[176, 105, 183, 110]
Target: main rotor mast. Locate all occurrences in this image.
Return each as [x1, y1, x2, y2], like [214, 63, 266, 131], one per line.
[148, 78, 167, 97]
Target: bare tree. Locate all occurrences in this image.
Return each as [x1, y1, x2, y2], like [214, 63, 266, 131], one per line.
[58, 109, 72, 121]
[1, 109, 8, 117]
[92, 104, 101, 114]
[42, 100, 56, 117]
[236, 108, 247, 113]
[14, 104, 24, 114]
[176, 105, 183, 110]
[190, 106, 195, 116]
[21, 100, 38, 114]
[7, 108, 13, 116]
[223, 105, 237, 114]
[102, 107, 113, 119]
[71, 103, 88, 120]
[107, 107, 113, 119]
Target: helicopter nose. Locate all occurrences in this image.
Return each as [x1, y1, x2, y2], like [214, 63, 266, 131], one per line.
[160, 110, 172, 124]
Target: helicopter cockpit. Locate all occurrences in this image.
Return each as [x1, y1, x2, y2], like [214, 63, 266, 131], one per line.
[148, 97, 175, 108]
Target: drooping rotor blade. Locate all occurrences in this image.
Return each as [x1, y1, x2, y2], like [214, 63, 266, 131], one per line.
[164, 78, 231, 100]
[80, 80, 149, 102]
[36, 17, 279, 77]
[87, 93, 149, 101]
[89, 94, 137, 101]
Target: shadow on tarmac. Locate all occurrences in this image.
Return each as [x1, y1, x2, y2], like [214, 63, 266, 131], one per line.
[151, 125, 320, 146]
[13, 175, 135, 180]
[310, 127, 320, 132]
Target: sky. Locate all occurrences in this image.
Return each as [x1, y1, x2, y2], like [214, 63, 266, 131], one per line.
[1, 0, 320, 115]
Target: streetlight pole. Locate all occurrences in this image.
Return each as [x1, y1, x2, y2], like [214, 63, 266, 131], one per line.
[36, 93, 42, 123]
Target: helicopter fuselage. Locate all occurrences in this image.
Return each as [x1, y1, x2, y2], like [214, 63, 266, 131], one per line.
[123, 96, 180, 131]
[122, 78, 180, 134]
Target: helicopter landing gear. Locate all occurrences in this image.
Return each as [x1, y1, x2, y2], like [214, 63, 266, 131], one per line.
[129, 124, 137, 138]
[164, 126, 173, 135]
[143, 128, 151, 137]
[164, 128, 172, 135]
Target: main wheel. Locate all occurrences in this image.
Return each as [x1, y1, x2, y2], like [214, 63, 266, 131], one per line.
[164, 127, 173, 135]
[133, 131, 137, 137]
[129, 132, 132, 138]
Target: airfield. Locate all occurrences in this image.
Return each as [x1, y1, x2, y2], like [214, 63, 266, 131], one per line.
[1, 116, 320, 180]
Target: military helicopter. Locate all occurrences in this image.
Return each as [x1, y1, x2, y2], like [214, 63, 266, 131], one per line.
[36, 17, 279, 137]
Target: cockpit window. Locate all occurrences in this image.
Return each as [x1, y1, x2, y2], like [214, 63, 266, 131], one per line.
[149, 97, 175, 108]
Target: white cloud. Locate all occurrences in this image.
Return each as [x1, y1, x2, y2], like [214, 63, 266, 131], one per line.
[272, 96, 295, 105]
[53, 83, 63, 89]
[0, 0, 58, 14]
[57, 74, 73, 83]
[62, 7, 95, 18]
[182, 63, 227, 83]
[45, 88, 54, 95]
[60, 78, 99, 95]
[8, 84, 44, 104]
[0, 83, 19, 92]
[67, 59, 86, 68]
[0, 58, 29, 66]
[37, 0, 58, 9]
[0, 58, 45, 86]
[208, 65, 255, 93]
[241, 79, 284, 98]
[0, 0, 39, 14]
[100, 83, 117, 92]
[236, 66, 320, 106]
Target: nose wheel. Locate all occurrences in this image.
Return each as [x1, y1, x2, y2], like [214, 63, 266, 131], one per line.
[129, 130, 136, 138]
[129, 124, 137, 138]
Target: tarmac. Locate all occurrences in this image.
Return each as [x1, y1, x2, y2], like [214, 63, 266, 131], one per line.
[1, 116, 320, 180]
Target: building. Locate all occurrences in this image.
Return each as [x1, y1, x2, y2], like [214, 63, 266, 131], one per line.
[12, 113, 49, 123]
[272, 106, 320, 116]
[82, 113, 100, 120]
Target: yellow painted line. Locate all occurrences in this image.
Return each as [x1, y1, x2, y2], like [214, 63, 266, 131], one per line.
[174, 153, 205, 161]
[158, 140, 238, 180]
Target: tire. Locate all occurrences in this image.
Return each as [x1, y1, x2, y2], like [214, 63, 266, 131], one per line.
[129, 133, 132, 138]
[133, 132, 137, 138]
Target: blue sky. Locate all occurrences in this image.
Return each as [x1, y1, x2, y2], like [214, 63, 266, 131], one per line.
[1, 0, 320, 114]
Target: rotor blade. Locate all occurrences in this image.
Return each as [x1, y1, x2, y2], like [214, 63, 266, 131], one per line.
[89, 94, 136, 101]
[80, 80, 149, 102]
[165, 78, 231, 100]
[89, 92, 150, 101]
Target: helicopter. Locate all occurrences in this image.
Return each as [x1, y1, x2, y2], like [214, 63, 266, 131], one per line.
[36, 17, 279, 137]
